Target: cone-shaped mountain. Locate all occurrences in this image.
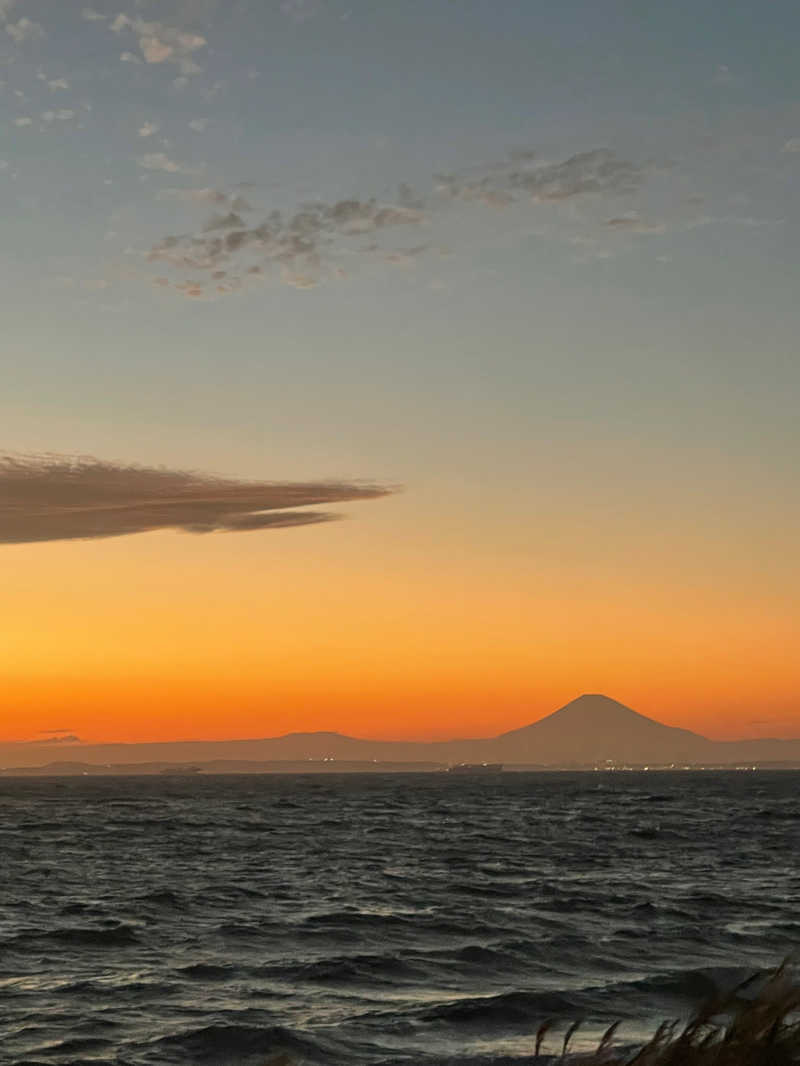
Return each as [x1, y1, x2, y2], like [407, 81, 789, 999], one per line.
[492, 693, 712, 764]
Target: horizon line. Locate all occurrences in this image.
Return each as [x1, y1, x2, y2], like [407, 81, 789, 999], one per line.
[3, 694, 799, 747]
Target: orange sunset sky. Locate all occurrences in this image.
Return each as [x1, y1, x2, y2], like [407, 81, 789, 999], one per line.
[2, 1, 798, 750]
[2, 491, 797, 745]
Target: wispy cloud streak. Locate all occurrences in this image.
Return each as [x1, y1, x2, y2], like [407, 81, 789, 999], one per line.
[0, 454, 393, 545]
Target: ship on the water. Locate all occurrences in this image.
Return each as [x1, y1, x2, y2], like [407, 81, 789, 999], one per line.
[445, 763, 504, 774]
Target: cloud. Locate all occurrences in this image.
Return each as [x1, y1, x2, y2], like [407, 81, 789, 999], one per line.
[138, 120, 160, 137]
[138, 152, 197, 174]
[782, 138, 800, 154]
[139, 36, 174, 63]
[188, 117, 207, 132]
[147, 196, 427, 291]
[110, 14, 207, 75]
[281, 0, 321, 23]
[434, 148, 647, 207]
[203, 211, 246, 230]
[511, 149, 646, 201]
[41, 109, 76, 123]
[606, 213, 666, 235]
[0, 0, 17, 22]
[27, 732, 82, 745]
[281, 267, 319, 289]
[0, 453, 393, 545]
[47, 77, 70, 90]
[156, 186, 228, 203]
[13, 116, 32, 127]
[6, 17, 44, 43]
[712, 63, 734, 86]
[81, 7, 106, 21]
[142, 145, 654, 295]
[685, 213, 782, 231]
[383, 244, 430, 265]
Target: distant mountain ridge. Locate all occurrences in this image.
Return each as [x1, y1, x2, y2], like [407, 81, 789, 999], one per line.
[2, 694, 799, 771]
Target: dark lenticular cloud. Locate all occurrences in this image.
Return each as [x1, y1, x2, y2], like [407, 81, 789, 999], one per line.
[0, 453, 393, 545]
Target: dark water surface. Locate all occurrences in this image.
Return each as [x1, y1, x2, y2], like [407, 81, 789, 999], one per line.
[1, 771, 799, 1065]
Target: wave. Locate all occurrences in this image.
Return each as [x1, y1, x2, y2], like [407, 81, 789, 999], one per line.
[137, 889, 186, 908]
[176, 962, 238, 981]
[58, 901, 107, 917]
[2, 1061, 111, 1066]
[27, 1036, 113, 1056]
[419, 989, 580, 1027]
[394, 965, 774, 1033]
[62, 978, 176, 999]
[37, 924, 141, 947]
[302, 909, 415, 928]
[214, 921, 278, 939]
[104, 817, 172, 828]
[754, 808, 798, 820]
[454, 945, 516, 967]
[619, 964, 774, 1002]
[195, 884, 269, 904]
[451, 881, 529, 898]
[295, 952, 419, 983]
[149, 1023, 335, 1064]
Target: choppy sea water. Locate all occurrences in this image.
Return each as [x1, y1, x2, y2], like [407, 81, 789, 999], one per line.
[1, 771, 798, 1066]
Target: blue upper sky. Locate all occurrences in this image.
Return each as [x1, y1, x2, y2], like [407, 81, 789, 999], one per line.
[3, 0, 798, 473]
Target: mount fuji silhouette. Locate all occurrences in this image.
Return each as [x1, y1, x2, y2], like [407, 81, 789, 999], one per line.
[2, 693, 799, 771]
[491, 694, 712, 764]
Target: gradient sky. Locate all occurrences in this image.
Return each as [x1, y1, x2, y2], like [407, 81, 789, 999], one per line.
[2, 0, 799, 745]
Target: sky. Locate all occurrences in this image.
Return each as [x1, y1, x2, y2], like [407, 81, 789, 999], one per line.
[1, 0, 799, 746]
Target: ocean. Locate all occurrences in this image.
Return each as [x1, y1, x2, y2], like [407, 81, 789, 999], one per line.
[1, 771, 798, 1065]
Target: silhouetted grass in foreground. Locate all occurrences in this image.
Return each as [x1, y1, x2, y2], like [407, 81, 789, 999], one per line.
[538, 962, 800, 1066]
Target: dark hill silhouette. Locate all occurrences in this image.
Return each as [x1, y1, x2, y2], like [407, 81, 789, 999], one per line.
[2, 694, 799, 770]
[491, 694, 713, 764]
